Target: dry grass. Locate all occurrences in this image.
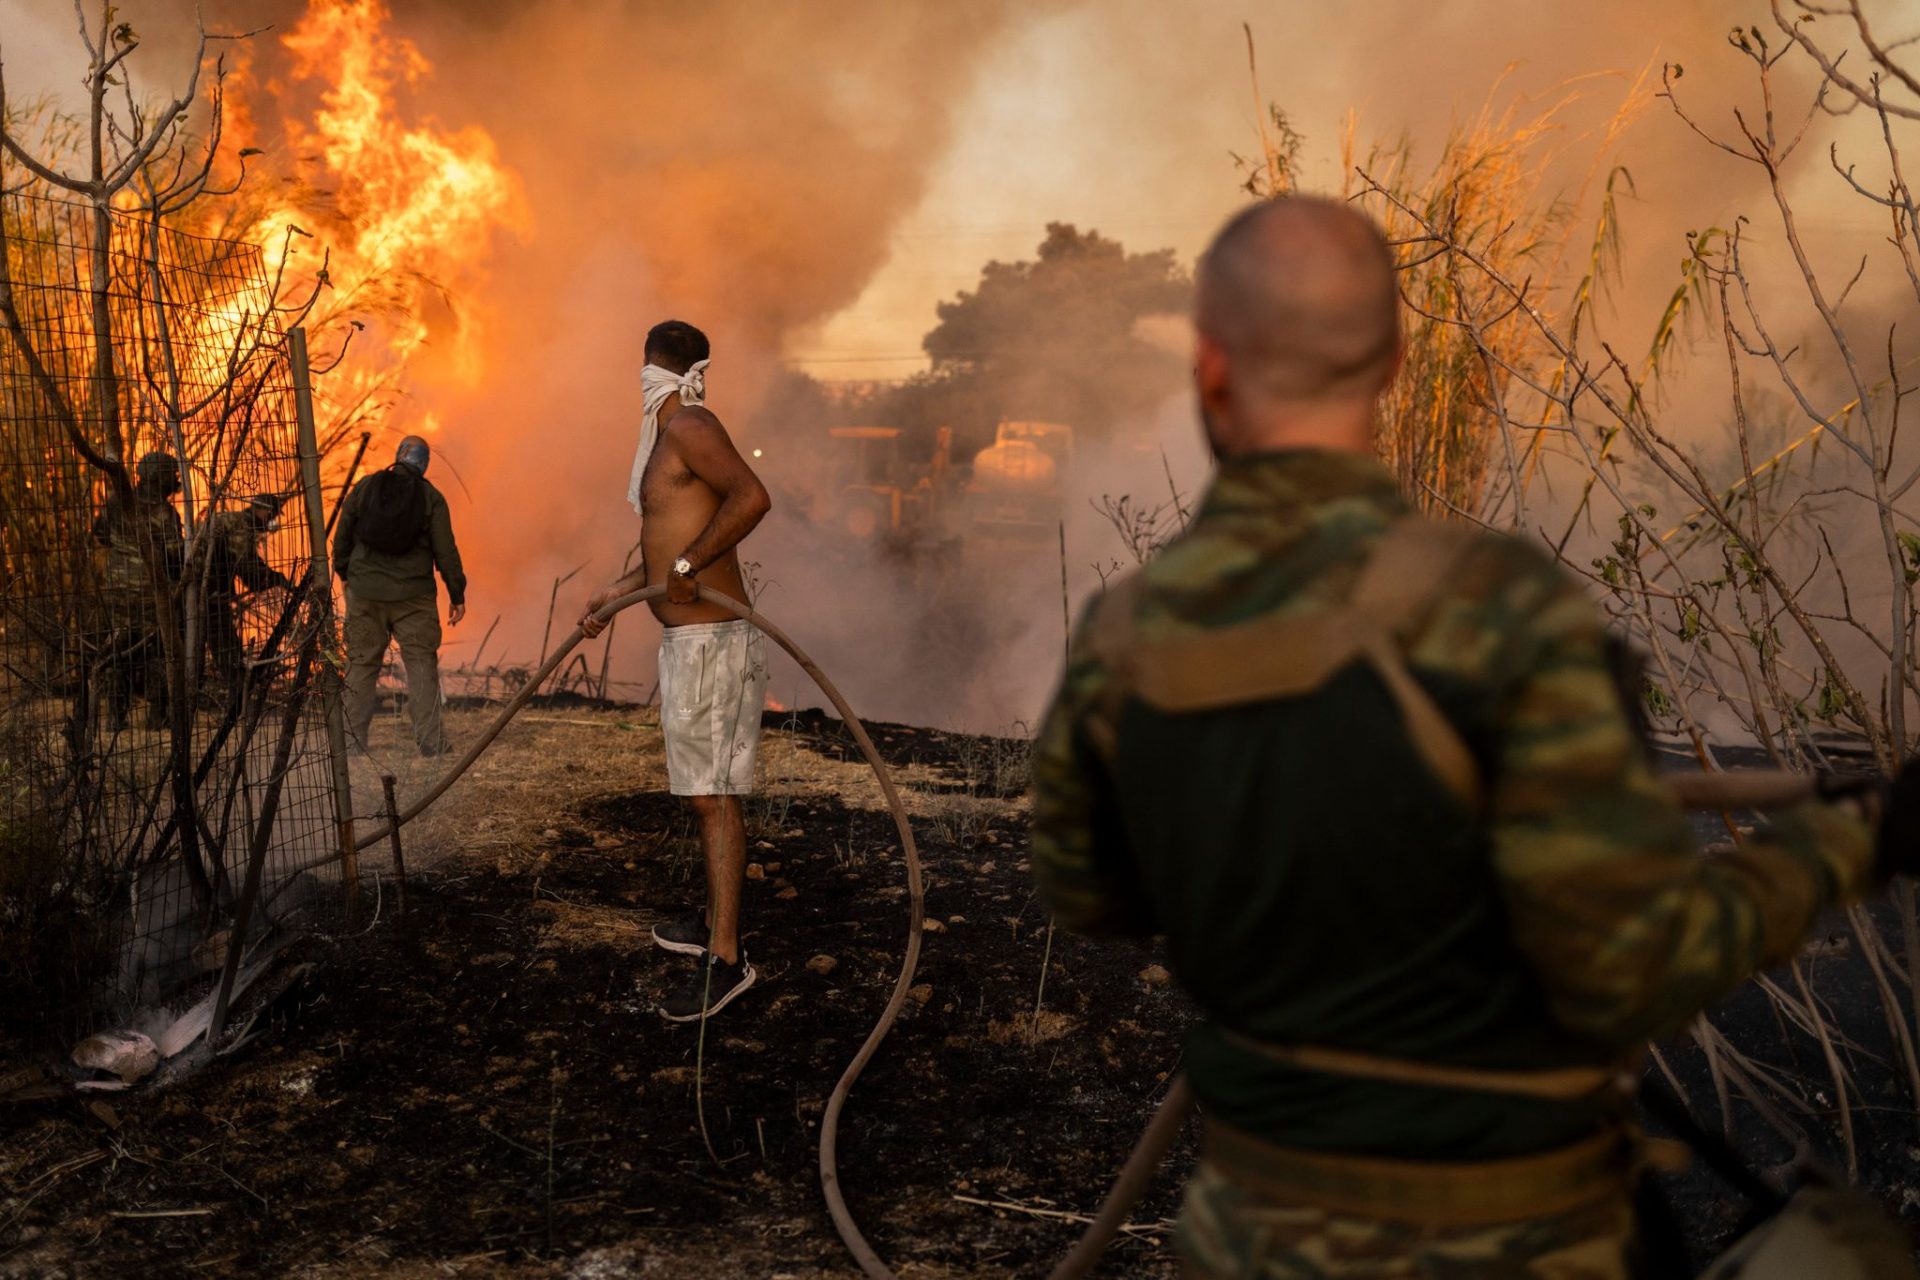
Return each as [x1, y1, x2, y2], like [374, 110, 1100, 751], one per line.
[346, 703, 670, 878]
[986, 1009, 1077, 1045]
[530, 898, 651, 952]
[346, 702, 1027, 886]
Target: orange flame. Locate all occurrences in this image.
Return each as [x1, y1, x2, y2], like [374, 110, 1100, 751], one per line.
[233, 0, 528, 422]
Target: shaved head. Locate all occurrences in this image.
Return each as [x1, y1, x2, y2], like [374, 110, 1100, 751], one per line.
[1195, 197, 1399, 450]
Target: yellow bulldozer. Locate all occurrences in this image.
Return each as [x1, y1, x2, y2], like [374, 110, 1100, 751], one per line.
[813, 425, 958, 554]
[806, 418, 1075, 555]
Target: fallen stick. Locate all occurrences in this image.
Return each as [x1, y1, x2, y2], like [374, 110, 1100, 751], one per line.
[950, 1193, 1170, 1237]
[1669, 769, 1819, 811]
[381, 774, 408, 914]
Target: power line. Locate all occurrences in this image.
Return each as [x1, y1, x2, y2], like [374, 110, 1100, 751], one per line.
[783, 353, 931, 364]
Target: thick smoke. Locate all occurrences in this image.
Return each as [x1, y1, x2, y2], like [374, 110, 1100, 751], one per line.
[7, 0, 1050, 694]
[307, 1, 1050, 683]
[10, 0, 1916, 734]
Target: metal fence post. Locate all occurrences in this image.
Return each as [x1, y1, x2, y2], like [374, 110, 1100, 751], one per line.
[289, 326, 361, 908]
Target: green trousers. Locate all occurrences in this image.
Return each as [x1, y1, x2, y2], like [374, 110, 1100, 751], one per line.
[343, 590, 450, 756]
[1177, 1159, 1635, 1279]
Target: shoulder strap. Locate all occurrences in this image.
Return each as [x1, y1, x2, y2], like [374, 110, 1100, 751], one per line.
[1348, 515, 1486, 809]
[1081, 571, 1144, 669]
[1089, 517, 1486, 808]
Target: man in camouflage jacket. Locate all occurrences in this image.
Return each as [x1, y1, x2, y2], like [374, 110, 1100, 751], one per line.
[91, 451, 185, 729]
[1030, 198, 1893, 1278]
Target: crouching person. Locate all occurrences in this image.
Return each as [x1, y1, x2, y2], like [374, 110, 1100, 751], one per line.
[334, 435, 467, 757]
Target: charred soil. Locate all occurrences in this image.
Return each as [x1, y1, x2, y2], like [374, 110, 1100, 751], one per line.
[1, 708, 1193, 1278]
[9, 709, 1919, 1277]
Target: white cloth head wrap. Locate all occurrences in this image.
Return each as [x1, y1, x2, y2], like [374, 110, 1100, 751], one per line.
[626, 359, 710, 514]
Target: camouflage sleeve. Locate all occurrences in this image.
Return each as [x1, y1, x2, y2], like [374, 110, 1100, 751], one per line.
[233, 527, 289, 593]
[1030, 604, 1152, 936]
[1487, 566, 1877, 1048]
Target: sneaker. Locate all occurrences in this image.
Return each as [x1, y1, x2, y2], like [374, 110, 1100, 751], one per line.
[651, 914, 711, 957]
[661, 953, 756, 1022]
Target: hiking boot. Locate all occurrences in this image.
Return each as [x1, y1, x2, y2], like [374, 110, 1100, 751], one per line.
[661, 953, 756, 1022]
[651, 914, 711, 957]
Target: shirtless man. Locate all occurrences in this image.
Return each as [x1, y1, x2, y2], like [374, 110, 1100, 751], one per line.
[582, 320, 772, 1021]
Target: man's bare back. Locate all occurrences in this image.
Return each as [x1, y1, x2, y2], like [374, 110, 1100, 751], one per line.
[637, 394, 756, 627]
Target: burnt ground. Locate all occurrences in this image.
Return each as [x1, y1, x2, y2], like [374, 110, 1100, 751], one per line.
[8, 707, 1920, 1277]
[1, 705, 1193, 1279]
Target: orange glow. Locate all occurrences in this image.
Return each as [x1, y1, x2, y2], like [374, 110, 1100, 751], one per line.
[227, 0, 528, 427]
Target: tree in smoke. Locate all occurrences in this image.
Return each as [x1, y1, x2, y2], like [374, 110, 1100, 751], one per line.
[876, 223, 1190, 456]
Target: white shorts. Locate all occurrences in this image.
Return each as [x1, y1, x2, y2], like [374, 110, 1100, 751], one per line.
[658, 619, 768, 797]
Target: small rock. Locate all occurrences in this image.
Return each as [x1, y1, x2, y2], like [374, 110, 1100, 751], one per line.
[776, 886, 800, 900]
[745, 863, 766, 881]
[922, 918, 946, 934]
[542, 827, 561, 840]
[755, 840, 776, 850]
[71, 1030, 159, 1084]
[764, 862, 782, 874]
[907, 984, 934, 1005]
[807, 954, 839, 975]
[1139, 964, 1173, 987]
[948, 915, 967, 925]
[978, 861, 996, 874]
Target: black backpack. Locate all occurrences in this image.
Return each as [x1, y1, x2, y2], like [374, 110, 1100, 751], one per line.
[353, 466, 428, 555]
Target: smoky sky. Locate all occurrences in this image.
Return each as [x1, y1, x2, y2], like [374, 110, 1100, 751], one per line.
[9, 0, 1917, 731]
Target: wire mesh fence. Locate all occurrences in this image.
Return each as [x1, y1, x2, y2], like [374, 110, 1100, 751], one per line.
[0, 191, 349, 1035]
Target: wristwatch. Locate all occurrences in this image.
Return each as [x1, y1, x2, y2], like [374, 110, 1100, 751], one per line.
[671, 556, 694, 578]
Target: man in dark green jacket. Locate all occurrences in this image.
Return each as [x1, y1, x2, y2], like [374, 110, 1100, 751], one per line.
[333, 435, 466, 756]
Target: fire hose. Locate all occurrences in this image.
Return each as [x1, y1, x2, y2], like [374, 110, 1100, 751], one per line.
[349, 583, 925, 1277]
[343, 583, 1838, 1280]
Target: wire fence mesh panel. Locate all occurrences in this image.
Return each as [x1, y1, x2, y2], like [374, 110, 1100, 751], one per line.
[0, 191, 347, 1035]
